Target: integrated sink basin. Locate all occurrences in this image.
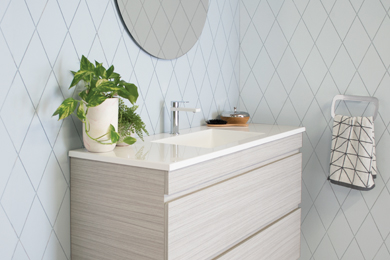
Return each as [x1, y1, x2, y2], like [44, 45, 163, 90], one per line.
[152, 129, 264, 148]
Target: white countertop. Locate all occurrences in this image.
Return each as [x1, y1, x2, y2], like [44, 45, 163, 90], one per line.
[69, 124, 305, 171]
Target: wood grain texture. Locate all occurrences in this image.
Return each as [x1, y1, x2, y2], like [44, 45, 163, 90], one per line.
[166, 153, 302, 260]
[216, 209, 301, 260]
[71, 159, 166, 260]
[167, 134, 302, 196]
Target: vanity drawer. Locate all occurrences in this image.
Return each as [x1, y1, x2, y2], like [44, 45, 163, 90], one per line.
[166, 134, 302, 196]
[166, 153, 302, 260]
[217, 208, 301, 260]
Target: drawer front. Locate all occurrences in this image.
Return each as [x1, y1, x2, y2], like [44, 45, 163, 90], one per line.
[166, 153, 302, 260]
[167, 134, 302, 196]
[217, 209, 301, 260]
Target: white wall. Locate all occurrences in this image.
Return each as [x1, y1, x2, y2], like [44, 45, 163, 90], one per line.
[0, 0, 240, 258]
[240, 0, 390, 259]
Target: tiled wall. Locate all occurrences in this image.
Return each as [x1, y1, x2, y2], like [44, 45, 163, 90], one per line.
[240, 0, 390, 259]
[0, 0, 239, 258]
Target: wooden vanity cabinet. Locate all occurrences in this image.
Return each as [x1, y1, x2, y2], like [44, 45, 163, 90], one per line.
[70, 133, 302, 260]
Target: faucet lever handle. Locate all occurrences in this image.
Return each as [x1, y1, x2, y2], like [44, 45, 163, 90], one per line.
[171, 101, 189, 107]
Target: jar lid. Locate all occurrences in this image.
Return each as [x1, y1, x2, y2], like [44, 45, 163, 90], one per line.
[221, 107, 250, 118]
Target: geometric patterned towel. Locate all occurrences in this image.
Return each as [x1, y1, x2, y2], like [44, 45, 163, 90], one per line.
[329, 115, 376, 190]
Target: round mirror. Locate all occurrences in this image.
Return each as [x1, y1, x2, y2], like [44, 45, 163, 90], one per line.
[115, 0, 209, 60]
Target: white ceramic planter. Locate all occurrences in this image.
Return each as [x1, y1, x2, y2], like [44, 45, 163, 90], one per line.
[82, 98, 118, 153]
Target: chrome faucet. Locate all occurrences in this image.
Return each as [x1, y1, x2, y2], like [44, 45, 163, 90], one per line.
[170, 101, 201, 135]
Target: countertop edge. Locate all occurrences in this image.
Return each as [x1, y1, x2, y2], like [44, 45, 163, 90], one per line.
[69, 126, 305, 171]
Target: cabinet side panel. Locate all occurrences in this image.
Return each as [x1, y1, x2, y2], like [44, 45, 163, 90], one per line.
[167, 154, 302, 260]
[71, 158, 166, 260]
[168, 134, 302, 195]
[217, 209, 301, 260]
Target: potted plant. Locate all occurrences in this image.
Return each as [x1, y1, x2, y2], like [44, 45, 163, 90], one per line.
[52, 55, 139, 152]
[117, 98, 149, 146]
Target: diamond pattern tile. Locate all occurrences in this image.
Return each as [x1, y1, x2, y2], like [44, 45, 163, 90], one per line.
[344, 19, 371, 67]
[19, 33, 52, 108]
[302, 0, 328, 40]
[329, 0, 356, 40]
[341, 189, 369, 235]
[303, 154, 327, 200]
[277, 47, 301, 94]
[264, 23, 288, 66]
[342, 239, 365, 260]
[329, 46, 356, 94]
[277, 0, 300, 41]
[374, 244, 390, 260]
[0, 73, 35, 152]
[37, 153, 68, 225]
[358, 45, 387, 95]
[37, 0, 68, 67]
[250, 1, 274, 42]
[316, 20, 342, 68]
[0, 207, 18, 260]
[1, 0, 35, 66]
[359, 0, 386, 39]
[371, 188, 390, 239]
[356, 214, 384, 260]
[276, 99, 300, 126]
[313, 234, 339, 260]
[20, 198, 52, 260]
[0, 33, 17, 109]
[301, 206, 326, 252]
[54, 189, 70, 260]
[19, 115, 52, 190]
[314, 182, 340, 230]
[289, 20, 314, 66]
[240, 0, 390, 259]
[252, 49, 275, 93]
[1, 158, 35, 236]
[58, 0, 81, 27]
[12, 242, 29, 260]
[1, 0, 389, 259]
[263, 74, 288, 118]
[373, 16, 390, 68]
[69, 0, 96, 58]
[98, 2, 122, 64]
[53, 117, 82, 184]
[299, 234, 312, 260]
[328, 210, 354, 258]
[0, 0, 240, 258]
[303, 47, 328, 94]
[0, 121, 17, 196]
[42, 232, 68, 260]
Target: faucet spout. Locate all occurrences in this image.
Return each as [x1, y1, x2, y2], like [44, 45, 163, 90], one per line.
[170, 101, 201, 135]
[170, 107, 201, 113]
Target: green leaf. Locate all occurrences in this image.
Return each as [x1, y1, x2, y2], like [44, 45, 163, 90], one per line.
[118, 81, 138, 104]
[69, 71, 90, 89]
[80, 55, 94, 71]
[95, 81, 122, 93]
[123, 136, 137, 145]
[76, 103, 86, 121]
[106, 65, 114, 79]
[85, 91, 107, 107]
[108, 124, 120, 143]
[52, 98, 78, 120]
[108, 72, 120, 79]
[94, 62, 106, 78]
[109, 72, 120, 85]
[96, 79, 108, 87]
[79, 89, 88, 101]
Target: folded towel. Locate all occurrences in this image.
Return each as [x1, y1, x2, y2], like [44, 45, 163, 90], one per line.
[329, 115, 377, 190]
